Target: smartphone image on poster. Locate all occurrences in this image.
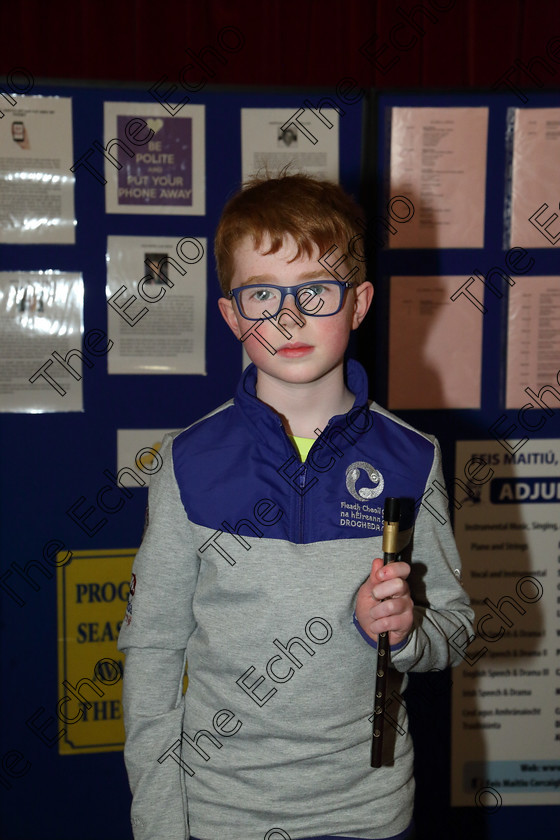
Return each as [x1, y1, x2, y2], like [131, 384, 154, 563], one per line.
[12, 121, 25, 143]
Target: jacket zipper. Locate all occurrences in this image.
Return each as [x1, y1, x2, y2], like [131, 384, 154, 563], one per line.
[295, 419, 334, 543]
[297, 465, 306, 543]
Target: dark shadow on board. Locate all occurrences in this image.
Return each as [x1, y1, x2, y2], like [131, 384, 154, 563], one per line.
[351, 186, 492, 840]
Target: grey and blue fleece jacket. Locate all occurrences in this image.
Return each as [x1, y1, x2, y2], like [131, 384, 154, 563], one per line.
[118, 359, 474, 840]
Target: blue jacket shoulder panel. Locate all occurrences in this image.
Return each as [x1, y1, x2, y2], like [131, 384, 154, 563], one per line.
[172, 361, 436, 543]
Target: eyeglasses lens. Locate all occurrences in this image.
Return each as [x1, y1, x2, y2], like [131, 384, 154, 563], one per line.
[239, 284, 340, 318]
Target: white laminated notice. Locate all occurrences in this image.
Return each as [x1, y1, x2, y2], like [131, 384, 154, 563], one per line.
[0, 271, 83, 412]
[0, 96, 75, 243]
[106, 235, 207, 375]
[241, 108, 339, 182]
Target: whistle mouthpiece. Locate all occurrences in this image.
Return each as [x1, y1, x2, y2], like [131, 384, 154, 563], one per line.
[383, 497, 400, 524]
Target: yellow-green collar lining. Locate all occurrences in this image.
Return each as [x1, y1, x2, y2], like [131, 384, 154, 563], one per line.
[288, 434, 315, 462]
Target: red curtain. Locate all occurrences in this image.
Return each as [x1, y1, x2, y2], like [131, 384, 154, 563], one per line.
[4, 0, 560, 92]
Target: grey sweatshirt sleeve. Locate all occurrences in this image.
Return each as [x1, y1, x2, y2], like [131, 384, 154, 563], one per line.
[117, 433, 199, 840]
[388, 438, 475, 673]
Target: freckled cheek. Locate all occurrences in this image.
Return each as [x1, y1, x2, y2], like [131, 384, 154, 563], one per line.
[243, 341, 278, 368]
[315, 316, 353, 356]
[328, 332, 352, 359]
[233, 316, 286, 366]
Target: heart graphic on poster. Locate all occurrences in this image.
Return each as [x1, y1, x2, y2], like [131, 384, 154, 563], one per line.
[146, 118, 164, 134]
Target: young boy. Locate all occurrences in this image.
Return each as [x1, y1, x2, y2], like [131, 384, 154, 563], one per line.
[118, 173, 474, 840]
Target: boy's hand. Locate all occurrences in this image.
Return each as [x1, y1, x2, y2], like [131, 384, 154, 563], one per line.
[355, 557, 413, 646]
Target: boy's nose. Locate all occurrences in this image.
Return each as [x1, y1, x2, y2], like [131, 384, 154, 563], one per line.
[271, 299, 307, 332]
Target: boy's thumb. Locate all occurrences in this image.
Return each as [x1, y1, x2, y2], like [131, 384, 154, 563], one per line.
[370, 556, 384, 582]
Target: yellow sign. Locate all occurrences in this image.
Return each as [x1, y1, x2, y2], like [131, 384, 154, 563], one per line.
[57, 548, 135, 755]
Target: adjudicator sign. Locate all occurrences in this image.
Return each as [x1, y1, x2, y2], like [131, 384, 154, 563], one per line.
[451, 440, 560, 806]
[57, 549, 135, 755]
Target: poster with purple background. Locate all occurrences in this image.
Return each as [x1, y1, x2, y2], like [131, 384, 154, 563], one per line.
[104, 102, 205, 215]
[116, 115, 192, 207]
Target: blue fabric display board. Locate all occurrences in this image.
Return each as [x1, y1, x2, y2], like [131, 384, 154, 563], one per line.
[365, 90, 560, 840]
[0, 82, 558, 840]
[0, 82, 362, 839]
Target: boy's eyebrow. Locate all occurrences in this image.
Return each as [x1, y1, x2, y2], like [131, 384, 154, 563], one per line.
[239, 269, 333, 287]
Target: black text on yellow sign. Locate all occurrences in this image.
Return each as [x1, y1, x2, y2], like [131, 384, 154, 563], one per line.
[57, 549, 136, 755]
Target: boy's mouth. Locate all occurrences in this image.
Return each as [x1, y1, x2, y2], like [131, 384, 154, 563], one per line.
[276, 342, 314, 358]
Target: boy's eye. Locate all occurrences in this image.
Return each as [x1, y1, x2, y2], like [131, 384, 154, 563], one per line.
[299, 283, 337, 300]
[303, 284, 327, 296]
[249, 287, 276, 301]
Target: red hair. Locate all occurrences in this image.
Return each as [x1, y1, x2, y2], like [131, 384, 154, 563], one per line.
[214, 172, 365, 294]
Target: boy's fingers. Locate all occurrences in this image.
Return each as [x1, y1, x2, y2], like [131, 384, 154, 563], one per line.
[375, 560, 411, 581]
[371, 569, 411, 603]
[373, 592, 412, 618]
[367, 560, 410, 598]
[385, 561, 411, 580]
[368, 594, 414, 634]
[364, 559, 412, 615]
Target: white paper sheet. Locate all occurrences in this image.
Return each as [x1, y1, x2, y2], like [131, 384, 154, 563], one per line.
[0, 96, 75, 243]
[104, 102, 205, 215]
[0, 271, 83, 412]
[388, 276, 483, 409]
[451, 439, 560, 807]
[389, 107, 488, 248]
[509, 108, 560, 247]
[241, 108, 339, 182]
[106, 235, 206, 374]
[506, 277, 560, 409]
[116, 429, 173, 486]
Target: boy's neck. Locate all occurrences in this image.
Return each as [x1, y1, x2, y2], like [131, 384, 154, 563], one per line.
[255, 363, 356, 438]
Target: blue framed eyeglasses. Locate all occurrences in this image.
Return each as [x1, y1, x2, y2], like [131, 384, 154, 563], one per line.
[227, 279, 356, 321]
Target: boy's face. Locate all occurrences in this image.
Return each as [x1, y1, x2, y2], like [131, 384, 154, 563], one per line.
[218, 234, 373, 387]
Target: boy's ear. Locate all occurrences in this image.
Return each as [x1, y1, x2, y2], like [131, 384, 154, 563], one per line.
[351, 280, 374, 330]
[218, 295, 243, 339]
